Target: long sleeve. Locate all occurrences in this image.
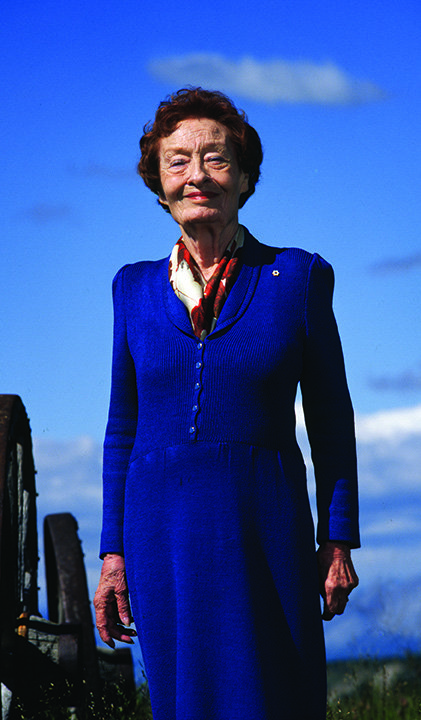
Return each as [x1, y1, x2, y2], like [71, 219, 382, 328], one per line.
[100, 266, 138, 556]
[300, 254, 360, 548]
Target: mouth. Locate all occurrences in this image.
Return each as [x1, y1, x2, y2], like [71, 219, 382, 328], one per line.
[185, 191, 218, 201]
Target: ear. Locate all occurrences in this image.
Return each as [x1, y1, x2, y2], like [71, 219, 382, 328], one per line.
[158, 193, 169, 210]
[240, 172, 249, 195]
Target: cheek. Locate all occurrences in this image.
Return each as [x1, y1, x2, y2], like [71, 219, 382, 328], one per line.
[167, 175, 186, 198]
[160, 177, 176, 202]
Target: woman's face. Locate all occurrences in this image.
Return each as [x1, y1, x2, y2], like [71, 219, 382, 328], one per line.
[158, 118, 249, 233]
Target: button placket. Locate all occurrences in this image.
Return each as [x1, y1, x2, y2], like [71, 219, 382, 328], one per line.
[189, 340, 205, 440]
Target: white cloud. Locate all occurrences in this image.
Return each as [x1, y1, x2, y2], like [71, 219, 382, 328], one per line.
[148, 53, 386, 105]
[356, 404, 421, 443]
[32, 436, 101, 503]
[297, 402, 421, 497]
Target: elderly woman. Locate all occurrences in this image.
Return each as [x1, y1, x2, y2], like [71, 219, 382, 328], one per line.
[94, 87, 359, 720]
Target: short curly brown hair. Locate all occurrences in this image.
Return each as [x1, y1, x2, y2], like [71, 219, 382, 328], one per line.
[137, 87, 263, 212]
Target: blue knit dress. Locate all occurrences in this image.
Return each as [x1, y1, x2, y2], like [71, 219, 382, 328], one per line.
[100, 230, 360, 720]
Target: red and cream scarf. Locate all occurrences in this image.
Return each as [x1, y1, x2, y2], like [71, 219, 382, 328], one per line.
[169, 226, 244, 340]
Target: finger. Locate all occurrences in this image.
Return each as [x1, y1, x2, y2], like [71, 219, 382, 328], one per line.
[96, 622, 116, 648]
[350, 568, 359, 590]
[322, 599, 334, 621]
[94, 601, 114, 646]
[96, 618, 136, 646]
[95, 598, 122, 646]
[324, 590, 344, 618]
[115, 627, 137, 644]
[114, 590, 133, 627]
[325, 588, 349, 617]
[109, 625, 137, 644]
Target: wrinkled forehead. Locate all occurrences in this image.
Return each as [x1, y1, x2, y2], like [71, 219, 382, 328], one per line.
[159, 118, 232, 155]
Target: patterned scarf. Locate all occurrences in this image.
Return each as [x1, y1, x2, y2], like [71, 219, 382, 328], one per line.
[169, 226, 244, 340]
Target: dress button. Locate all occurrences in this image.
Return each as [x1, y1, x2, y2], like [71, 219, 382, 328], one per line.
[192, 405, 198, 412]
[197, 342, 203, 349]
[195, 382, 200, 390]
[195, 361, 202, 369]
[189, 426, 196, 434]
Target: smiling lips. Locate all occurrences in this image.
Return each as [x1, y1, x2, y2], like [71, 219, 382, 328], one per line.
[185, 190, 218, 200]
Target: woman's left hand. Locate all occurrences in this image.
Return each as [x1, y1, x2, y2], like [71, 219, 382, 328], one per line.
[317, 541, 359, 621]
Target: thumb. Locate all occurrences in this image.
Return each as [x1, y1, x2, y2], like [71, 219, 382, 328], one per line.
[322, 598, 334, 622]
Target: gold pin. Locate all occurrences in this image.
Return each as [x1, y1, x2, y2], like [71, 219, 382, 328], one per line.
[272, 270, 279, 276]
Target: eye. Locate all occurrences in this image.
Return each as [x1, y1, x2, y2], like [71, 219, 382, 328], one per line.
[207, 155, 228, 166]
[169, 158, 187, 168]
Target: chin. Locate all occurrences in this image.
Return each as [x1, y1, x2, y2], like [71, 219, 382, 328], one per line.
[182, 210, 222, 225]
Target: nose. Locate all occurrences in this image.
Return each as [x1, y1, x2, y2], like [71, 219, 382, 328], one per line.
[188, 157, 208, 185]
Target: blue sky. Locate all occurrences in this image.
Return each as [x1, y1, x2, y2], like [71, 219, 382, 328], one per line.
[2, 0, 421, 664]
[2, 0, 421, 438]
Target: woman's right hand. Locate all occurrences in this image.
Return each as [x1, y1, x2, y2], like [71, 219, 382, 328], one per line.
[93, 553, 137, 648]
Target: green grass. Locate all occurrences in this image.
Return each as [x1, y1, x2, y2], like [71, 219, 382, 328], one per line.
[8, 655, 421, 719]
[9, 680, 153, 720]
[327, 655, 421, 719]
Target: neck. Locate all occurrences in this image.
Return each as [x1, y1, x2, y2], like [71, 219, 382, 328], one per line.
[180, 220, 239, 281]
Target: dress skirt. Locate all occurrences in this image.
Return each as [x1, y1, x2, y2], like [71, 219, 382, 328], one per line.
[123, 442, 327, 720]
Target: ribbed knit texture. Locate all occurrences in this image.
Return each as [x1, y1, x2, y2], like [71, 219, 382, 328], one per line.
[100, 229, 359, 720]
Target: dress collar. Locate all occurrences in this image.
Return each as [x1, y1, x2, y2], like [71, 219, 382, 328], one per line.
[163, 227, 262, 338]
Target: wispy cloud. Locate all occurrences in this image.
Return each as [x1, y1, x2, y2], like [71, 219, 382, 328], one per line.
[67, 163, 135, 180]
[364, 514, 421, 539]
[369, 368, 421, 394]
[370, 252, 421, 275]
[21, 203, 73, 223]
[148, 54, 386, 105]
[34, 435, 102, 510]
